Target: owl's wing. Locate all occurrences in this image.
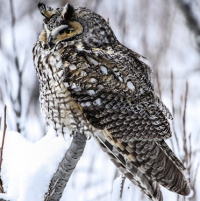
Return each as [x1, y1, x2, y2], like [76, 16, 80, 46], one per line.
[64, 45, 172, 141]
[62, 46, 190, 196]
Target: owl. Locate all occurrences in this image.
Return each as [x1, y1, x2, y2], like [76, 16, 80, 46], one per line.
[33, 3, 190, 201]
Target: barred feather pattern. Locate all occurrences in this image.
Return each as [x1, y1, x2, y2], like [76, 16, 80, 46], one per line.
[33, 3, 190, 200]
[95, 130, 163, 201]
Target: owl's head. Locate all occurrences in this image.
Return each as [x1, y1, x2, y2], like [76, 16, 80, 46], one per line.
[38, 3, 117, 49]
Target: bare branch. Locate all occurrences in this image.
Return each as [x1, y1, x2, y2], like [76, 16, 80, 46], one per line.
[9, 0, 23, 133]
[170, 70, 180, 152]
[119, 175, 126, 198]
[176, 0, 200, 49]
[0, 106, 7, 172]
[182, 81, 189, 165]
[44, 131, 87, 201]
[0, 105, 7, 194]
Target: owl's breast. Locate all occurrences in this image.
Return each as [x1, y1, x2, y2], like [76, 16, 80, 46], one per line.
[33, 42, 92, 136]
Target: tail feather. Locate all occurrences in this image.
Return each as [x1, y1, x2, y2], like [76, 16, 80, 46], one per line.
[156, 140, 185, 171]
[127, 140, 190, 196]
[94, 130, 190, 200]
[95, 131, 163, 201]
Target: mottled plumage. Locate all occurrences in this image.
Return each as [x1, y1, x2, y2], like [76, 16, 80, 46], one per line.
[33, 3, 190, 200]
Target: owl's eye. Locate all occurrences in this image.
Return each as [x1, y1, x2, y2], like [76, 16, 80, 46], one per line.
[59, 28, 74, 35]
[56, 21, 83, 43]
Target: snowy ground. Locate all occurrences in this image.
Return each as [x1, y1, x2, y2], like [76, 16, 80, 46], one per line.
[0, 128, 71, 201]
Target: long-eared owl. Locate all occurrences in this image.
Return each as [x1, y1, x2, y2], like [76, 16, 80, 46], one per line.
[33, 3, 190, 201]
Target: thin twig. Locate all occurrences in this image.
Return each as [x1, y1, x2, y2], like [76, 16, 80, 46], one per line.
[182, 81, 188, 165]
[119, 175, 126, 198]
[0, 105, 7, 194]
[0, 105, 7, 172]
[188, 133, 192, 177]
[170, 70, 180, 151]
[9, 0, 22, 133]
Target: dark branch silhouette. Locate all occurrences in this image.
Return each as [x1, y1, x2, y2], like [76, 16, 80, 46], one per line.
[176, 0, 200, 49]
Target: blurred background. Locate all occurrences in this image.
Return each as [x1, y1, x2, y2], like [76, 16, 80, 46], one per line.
[0, 0, 200, 200]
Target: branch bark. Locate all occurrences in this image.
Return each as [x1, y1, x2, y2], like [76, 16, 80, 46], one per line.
[44, 131, 87, 201]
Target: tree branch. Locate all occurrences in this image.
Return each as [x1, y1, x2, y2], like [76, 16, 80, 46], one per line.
[176, 0, 200, 49]
[0, 105, 7, 194]
[0, 106, 9, 201]
[44, 131, 87, 201]
[9, 0, 23, 133]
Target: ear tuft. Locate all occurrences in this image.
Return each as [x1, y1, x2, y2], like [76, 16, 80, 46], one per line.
[38, 3, 46, 14]
[38, 3, 56, 19]
[61, 4, 74, 19]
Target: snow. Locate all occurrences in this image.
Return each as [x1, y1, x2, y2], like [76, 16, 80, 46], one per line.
[0, 127, 72, 201]
[111, 177, 122, 201]
[0, 127, 116, 201]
